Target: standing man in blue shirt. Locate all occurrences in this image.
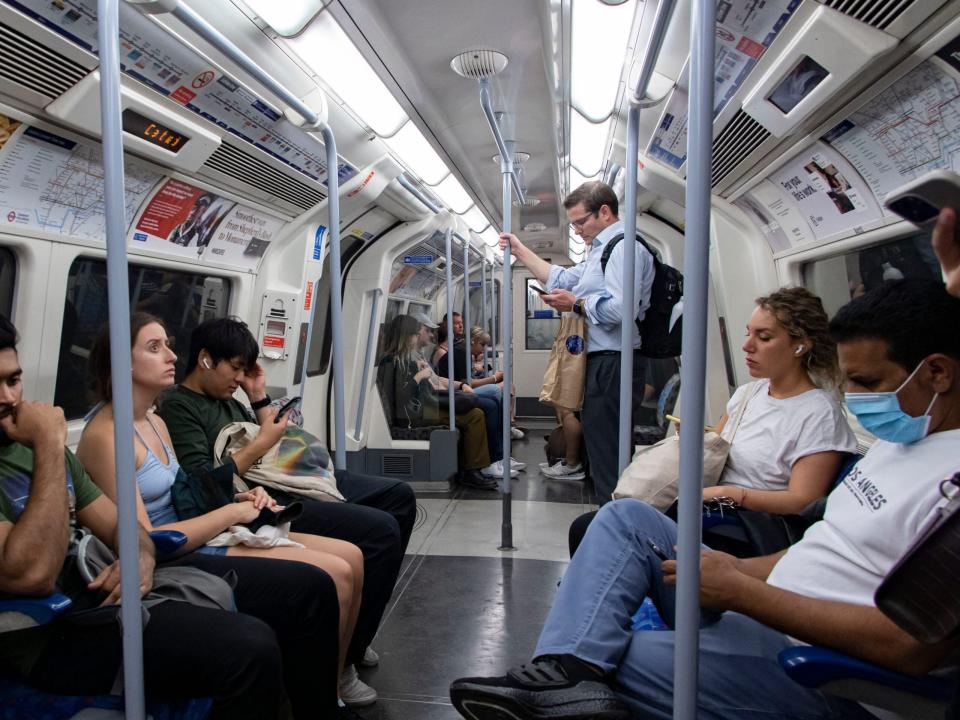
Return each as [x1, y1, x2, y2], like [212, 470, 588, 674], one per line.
[500, 181, 654, 501]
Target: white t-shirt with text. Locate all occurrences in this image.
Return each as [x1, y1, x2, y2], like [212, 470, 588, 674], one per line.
[720, 379, 857, 491]
[767, 430, 960, 607]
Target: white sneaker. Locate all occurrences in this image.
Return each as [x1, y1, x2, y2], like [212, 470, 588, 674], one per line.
[538, 461, 552, 471]
[542, 462, 586, 480]
[361, 646, 379, 667]
[481, 460, 519, 478]
[510, 426, 525, 440]
[509, 456, 527, 471]
[340, 665, 378, 707]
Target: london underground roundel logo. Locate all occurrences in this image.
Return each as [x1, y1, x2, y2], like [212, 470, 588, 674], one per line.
[566, 335, 585, 355]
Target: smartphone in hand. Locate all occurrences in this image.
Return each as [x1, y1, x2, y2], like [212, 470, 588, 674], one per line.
[274, 396, 302, 423]
[529, 284, 548, 295]
[884, 170, 960, 230]
[646, 538, 672, 562]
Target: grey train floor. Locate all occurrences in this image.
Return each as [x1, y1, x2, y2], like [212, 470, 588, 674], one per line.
[353, 419, 598, 719]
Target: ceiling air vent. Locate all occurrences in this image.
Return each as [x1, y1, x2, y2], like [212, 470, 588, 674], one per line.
[201, 142, 326, 213]
[820, 0, 916, 30]
[710, 109, 771, 187]
[381, 454, 413, 476]
[0, 20, 88, 99]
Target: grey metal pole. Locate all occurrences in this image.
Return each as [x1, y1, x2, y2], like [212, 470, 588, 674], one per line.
[478, 78, 525, 204]
[491, 265, 499, 373]
[354, 288, 383, 438]
[618, 104, 639, 478]
[444, 228, 456, 432]
[499, 142, 515, 551]
[98, 2, 145, 717]
[397, 175, 441, 214]
[321, 127, 347, 470]
[631, 0, 679, 103]
[674, 0, 716, 713]
[481, 259, 488, 342]
[463, 239, 472, 383]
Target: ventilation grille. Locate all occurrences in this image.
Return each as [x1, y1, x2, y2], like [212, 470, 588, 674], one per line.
[0, 21, 88, 99]
[381, 454, 413, 476]
[820, 0, 916, 29]
[202, 142, 326, 212]
[408, 240, 465, 275]
[710, 110, 772, 187]
[450, 49, 509, 79]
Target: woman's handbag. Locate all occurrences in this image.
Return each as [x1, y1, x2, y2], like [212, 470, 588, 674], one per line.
[539, 314, 587, 411]
[612, 381, 761, 509]
[875, 471, 960, 644]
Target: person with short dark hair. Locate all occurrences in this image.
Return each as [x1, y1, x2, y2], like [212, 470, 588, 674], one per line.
[450, 279, 960, 720]
[0, 314, 341, 718]
[157, 316, 416, 706]
[499, 180, 655, 498]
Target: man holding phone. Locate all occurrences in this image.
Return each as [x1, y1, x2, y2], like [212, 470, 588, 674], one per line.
[500, 181, 654, 499]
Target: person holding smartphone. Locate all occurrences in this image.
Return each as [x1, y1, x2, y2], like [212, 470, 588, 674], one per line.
[934, 207, 960, 297]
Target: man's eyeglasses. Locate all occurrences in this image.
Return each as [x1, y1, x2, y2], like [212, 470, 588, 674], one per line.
[569, 211, 597, 229]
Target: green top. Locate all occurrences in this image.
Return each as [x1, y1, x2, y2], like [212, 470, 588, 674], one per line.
[0, 443, 103, 676]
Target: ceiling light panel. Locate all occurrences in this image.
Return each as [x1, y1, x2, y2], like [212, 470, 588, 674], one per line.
[464, 206, 492, 232]
[570, 110, 610, 179]
[383, 122, 450, 185]
[432, 176, 474, 213]
[571, 0, 635, 120]
[239, 0, 328, 36]
[568, 164, 601, 194]
[480, 227, 501, 247]
[286, 12, 407, 136]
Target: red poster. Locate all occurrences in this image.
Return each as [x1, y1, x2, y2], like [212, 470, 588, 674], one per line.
[263, 335, 285, 349]
[135, 179, 209, 239]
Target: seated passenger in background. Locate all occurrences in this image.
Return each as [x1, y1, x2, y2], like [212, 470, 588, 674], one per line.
[157, 316, 415, 706]
[434, 323, 524, 478]
[377, 314, 498, 488]
[0, 314, 341, 719]
[450, 279, 960, 720]
[76, 312, 363, 689]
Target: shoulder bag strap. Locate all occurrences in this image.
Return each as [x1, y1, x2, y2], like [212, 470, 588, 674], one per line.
[726, 381, 762, 444]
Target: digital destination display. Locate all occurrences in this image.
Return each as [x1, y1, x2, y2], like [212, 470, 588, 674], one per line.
[121, 109, 189, 153]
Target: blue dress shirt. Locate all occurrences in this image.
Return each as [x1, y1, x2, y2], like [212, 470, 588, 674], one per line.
[545, 220, 655, 352]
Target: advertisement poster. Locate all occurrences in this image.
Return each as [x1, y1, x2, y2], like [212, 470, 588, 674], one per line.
[769, 143, 882, 240]
[130, 179, 283, 269]
[735, 178, 814, 252]
[0, 115, 162, 241]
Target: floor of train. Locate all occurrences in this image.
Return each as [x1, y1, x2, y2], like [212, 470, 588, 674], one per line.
[354, 418, 598, 719]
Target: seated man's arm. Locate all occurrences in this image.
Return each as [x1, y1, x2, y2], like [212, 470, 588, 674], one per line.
[668, 550, 953, 676]
[0, 403, 70, 595]
[736, 550, 787, 580]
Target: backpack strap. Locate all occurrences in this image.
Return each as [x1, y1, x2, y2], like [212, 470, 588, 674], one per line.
[600, 232, 658, 274]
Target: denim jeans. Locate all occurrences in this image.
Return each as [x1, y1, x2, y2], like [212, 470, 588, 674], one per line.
[472, 389, 503, 462]
[535, 500, 877, 720]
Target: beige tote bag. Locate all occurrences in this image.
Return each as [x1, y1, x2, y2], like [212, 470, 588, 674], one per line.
[612, 382, 761, 509]
[539, 314, 588, 411]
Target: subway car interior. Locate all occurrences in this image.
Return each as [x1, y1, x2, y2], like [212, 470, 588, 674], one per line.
[0, 0, 958, 718]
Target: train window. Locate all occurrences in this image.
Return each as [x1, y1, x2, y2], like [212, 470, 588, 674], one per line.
[54, 258, 231, 420]
[408, 301, 431, 319]
[525, 278, 559, 350]
[0, 248, 15, 319]
[801, 229, 942, 317]
[306, 235, 365, 377]
[385, 298, 403, 325]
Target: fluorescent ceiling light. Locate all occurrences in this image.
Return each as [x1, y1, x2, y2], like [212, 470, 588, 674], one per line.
[568, 165, 601, 196]
[432, 176, 474, 214]
[480, 227, 500, 247]
[286, 12, 406, 136]
[239, 0, 327, 36]
[464, 206, 491, 232]
[570, 110, 610, 179]
[382, 121, 450, 185]
[571, 0, 635, 120]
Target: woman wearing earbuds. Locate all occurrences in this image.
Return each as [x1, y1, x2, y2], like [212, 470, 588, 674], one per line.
[702, 287, 858, 513]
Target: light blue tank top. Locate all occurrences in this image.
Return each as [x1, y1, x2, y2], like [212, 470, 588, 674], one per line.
[134, 419, 181, 527]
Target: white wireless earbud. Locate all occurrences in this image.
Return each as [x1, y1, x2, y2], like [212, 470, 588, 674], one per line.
[202, 358, 212, 369]
[794, 346, 805, 356]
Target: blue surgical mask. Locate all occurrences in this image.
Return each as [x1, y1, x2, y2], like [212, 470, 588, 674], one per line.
[845, 361, 939, 444]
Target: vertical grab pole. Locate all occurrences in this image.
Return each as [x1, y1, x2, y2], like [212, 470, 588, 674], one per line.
[98, 2, 145, 717]
[481, 259, 488, 345]
[444, 228, 456, 432]
[499, 142, 515, 550]
[674, 0, 716, 715]
[463, 239, 472, 385]
[618, 104, 640, 477]
[491, 264, 499, 373]
[321, 128, 347, 470]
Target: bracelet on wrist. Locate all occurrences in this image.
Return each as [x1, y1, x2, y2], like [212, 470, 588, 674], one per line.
[250, 395, 272, 411]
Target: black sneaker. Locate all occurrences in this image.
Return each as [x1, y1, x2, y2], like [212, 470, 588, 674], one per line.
[459, 469, 500, 490]
[449, 658, 629, 720]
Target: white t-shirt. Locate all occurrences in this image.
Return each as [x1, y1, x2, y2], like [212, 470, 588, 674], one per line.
[719, 379, 857, 491]
[767, 430, 960, 607]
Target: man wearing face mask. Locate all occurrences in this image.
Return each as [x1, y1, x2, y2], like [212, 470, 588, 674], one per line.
[450, 279, 960, 720]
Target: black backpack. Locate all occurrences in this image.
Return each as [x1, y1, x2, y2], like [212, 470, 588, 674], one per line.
[600, 232, 683, 359]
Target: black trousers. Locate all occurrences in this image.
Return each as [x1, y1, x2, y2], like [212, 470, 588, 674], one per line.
[272, 468, 416, 666]
[28, 556, 340, 719]
[581, 351, 646, 503]
[568, 509, 598, 558]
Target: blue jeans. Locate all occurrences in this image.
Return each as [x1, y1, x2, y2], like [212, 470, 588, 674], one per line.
[472, 389, 503, 462]
[535, 500, 876, 720]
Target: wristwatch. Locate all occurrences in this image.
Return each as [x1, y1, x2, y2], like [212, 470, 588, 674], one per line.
[573, 298, 585, 316]
[250, 395, 272, 411]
